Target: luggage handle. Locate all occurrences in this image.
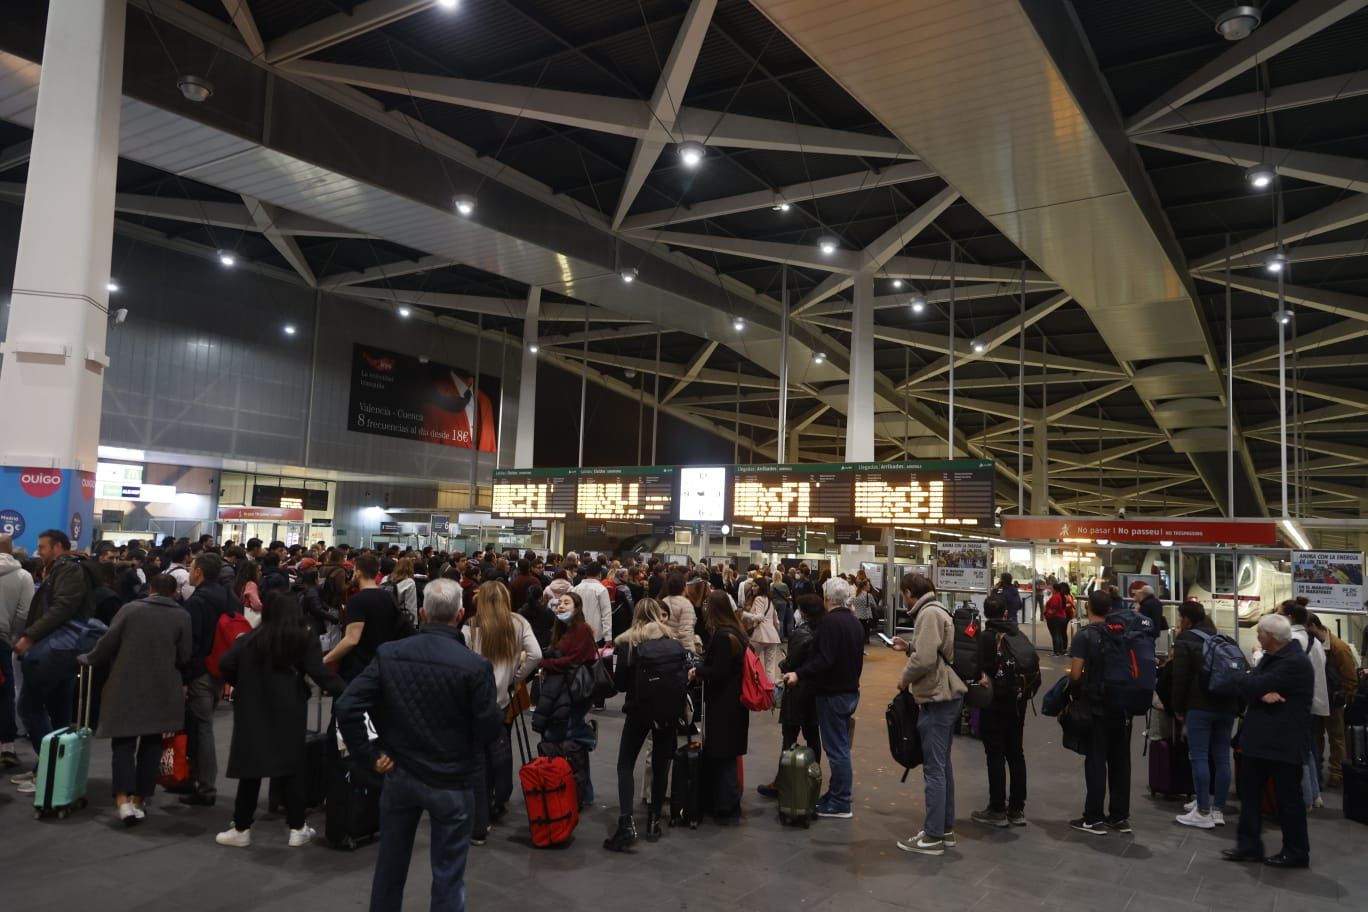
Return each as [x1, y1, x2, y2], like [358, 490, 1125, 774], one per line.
[77, 664, 93, 732]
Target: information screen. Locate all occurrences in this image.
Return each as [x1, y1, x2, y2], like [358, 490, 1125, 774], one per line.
[852, 461, 996, 526]
[677, 466, 729, 523]
[491, 469, 578, 519]
[577, 467, 675, 521]
[732, 466, 848, 525]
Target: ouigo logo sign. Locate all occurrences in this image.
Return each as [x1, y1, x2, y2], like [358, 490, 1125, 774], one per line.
[19, 469, 63, 498]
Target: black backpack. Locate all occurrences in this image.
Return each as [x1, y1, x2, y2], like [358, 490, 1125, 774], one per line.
[631, 638, 688, 729]
[993, 630, 1042, 701]
[947, 604, 983, 684]
[381, 581, 416, 638]
[885, 690, 923, 781]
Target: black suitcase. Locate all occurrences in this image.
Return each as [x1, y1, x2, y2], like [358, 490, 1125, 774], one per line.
[1348, 725, 1368, 766]
[669, 742, 702, 829]
[1343, 761, 1368, 825]
[271, 698, 328, 813]
[324, 751, 381, 850]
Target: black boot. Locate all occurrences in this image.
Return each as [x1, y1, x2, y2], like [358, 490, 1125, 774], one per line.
[603, 814, 638, 852]
[646, 809, 663, 841]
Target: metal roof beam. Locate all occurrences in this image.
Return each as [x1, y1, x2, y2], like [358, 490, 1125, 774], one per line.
[1193, 238, 1368, 272]
[1046, 438, 1168, 468]
[660, 340, 720, 404]
[1246, 431, 1368, 464]
[1191, 192, 1368, 270]
[0, 140, 32, 172]
[1130, 70, 1368, 136]
[537, 325, 665, 348]
[1245, 352, 1368, 370]
[1044, 380, 1132, 421]
[912, 371, 1103, 392]
[319, 255, 459, 288]
[1235, 371, 1368, 410]
[265, 0, 437, 64]
[899, 292, 1073, 387]
[242, 195, 316, 287]
[0, 182, 255, 230]
[1193, 272, 1368, 321]
[805, 281, 1055, 318]
[1126, 0, 1368, 132]
[330, 286, 645, 323]
[579, 348, 778, 390]
[611, 0, 716, 230]
[221, 0, 265, 58]
[792, 187, 960, 314]
[1134, 132, 1368, 192]
[620, 161, 937, 231]
[1236, 318, 1368, 367]
[1247, 403, 1367, 434]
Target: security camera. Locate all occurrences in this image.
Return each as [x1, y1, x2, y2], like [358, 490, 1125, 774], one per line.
[112, 308, 128, 324]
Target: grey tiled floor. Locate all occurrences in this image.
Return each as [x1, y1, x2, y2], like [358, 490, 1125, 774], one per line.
[3, 648, 1363, 911]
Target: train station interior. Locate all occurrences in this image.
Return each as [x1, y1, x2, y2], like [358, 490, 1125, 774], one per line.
[1, 1, 1367, 911]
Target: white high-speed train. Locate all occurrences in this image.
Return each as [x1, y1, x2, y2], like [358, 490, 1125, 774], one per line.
[1183, 554, 1292, 625]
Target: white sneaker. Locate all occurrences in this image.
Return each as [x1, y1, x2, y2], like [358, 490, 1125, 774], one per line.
[10, 770, 35, 785]
[118, 802, 145, 825]
[1312, 795, 1324, 809]
[1183, 799, 1196, 812]
[1175, 808, 1215, 829]
[287, 824, 316, 847]
[16, 779, 36, 794]
[1211, 809, 1225, 826]
[215, 827, 252, 848]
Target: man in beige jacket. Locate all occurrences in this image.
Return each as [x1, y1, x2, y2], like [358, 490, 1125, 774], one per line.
[889, 573, 967, 856]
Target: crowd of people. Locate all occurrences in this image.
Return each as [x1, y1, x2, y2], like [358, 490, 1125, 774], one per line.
[1, 532, 1362, 911]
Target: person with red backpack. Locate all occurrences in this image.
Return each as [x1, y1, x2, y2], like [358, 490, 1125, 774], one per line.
[179, 553, 242, 807]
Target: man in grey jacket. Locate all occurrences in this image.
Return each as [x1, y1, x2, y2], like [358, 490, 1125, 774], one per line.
[0, 535, 34, 768]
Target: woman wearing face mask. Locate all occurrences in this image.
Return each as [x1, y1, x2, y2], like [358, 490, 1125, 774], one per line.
[535, 592, 599, 803]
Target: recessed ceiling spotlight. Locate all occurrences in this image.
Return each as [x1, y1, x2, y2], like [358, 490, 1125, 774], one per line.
[677, 141, 706, 168]
[620, 267, 638, 284]
[771, 194, 791, 212]
[106, 280, 120, 293]
[397, 305, 412, 317]
[177, 75, 214, 103]
[1245, 162, 1275, 189]
[1265, 250, 1288, 273]
[453, 194, 476, 216]
[1215, 5, 1261, 41]
[733, 317, 744, 331]
[909, 295, 926, 314]
[283, 324, 297, 335]
[813, 352, 826, 364]
[971, 339, 986, 354]
[436, 0, 459, 8]
[217, 249, 236, 267]
[1273, 308, 1294, 325]
[818, 236, 839, 256]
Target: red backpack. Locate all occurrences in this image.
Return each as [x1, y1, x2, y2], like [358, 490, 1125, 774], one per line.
[740, 643, 775, 712]
[206, 612, 252, 679]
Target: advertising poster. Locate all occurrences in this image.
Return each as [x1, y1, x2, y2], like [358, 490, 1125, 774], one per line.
[1119, 573, 1162, 605]
[1292, 551, 1365, 612]
[348, 343, 500, 452]
[0, 466, 95, 552]
[933, 540, 990, 592]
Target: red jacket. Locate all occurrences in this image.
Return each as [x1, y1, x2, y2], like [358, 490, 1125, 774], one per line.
[539, 623, 597, 674]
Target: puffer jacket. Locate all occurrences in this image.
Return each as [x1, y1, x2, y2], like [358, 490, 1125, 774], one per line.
[1168, 621, 1240, 716]
[0, 552, 34, 644]
[779, 623, 817, 728]
[899, 593, 968, 705]
[25, 554, 96, 642]
[661, 594, 700, 654]
[335, 624, 503, 790]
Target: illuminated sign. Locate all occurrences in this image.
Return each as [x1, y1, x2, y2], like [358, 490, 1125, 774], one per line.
[491, 468, 578, 519]
[97, 482, 178, 503]
[677, 466, 728, 523]
[576, 467, 675, 521]
[1002, 517, 1278, 546]
[97, 462, 144, 484]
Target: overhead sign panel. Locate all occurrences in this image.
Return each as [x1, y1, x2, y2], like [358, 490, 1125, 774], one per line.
[1292, 551, 1364, 612]
[1002, 517, 1278, 546]
[732, 465, 847, 525]
[577, 466, 675, 522]
[491, 468, 578, 519]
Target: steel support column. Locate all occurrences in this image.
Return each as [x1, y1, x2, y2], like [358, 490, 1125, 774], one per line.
[845, 268, 876, 462]
[513, 285, 541, 468]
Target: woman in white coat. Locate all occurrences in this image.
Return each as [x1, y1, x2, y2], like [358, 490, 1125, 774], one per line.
[742, 578, 781, 684]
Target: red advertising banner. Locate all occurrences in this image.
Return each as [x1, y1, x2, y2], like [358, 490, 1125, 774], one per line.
[217, 506, 305, 522]
[1002, 517, 1278, 547]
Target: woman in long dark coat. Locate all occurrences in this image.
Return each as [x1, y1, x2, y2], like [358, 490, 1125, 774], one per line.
[80, 573, 192, 826]
[692, 590, 749, 824]
[215, 591, 344, 849]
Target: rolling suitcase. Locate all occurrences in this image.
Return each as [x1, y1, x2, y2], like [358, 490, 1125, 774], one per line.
[520, 755, 579, 847]
[776, 745, 821, 827]
[670, 741, 703, 829]
[1342, 762, 1368, 825]
[324, 751, 381, 850]
[1147, 737, 1193, 798]
[34, 666, 93, 819]
[1348, 724, 1368, 766]
[272, 697, 327, 812]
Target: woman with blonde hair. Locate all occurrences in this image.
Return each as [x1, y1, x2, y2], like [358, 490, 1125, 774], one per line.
[465, 579, 541, 842]
[387, 557, 419, 624]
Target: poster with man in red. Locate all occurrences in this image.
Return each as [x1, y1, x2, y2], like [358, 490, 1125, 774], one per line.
[349, 344, 499, 452]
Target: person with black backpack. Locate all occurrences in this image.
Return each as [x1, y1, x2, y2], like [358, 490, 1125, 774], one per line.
[1169, 599, 1240, 829]
[969, 594, 1039, 828]
[604, 597, 688, 851]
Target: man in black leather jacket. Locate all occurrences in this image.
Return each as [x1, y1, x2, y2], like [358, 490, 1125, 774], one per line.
[336, 578, 502, 912]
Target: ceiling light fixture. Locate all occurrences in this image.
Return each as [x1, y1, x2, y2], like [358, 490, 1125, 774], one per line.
[892, 278, 904, 289]
[620, 267, 638, 284]
[453, 194, 476, 216]
[1280, 518, 1310, 550]
[1159, 540, 1174, 548]
[282, 324, 297, 336]
[771, 194, 791, 212]
[1273, 308, 1294, 325]
[818, 236, 839, 256]
[1265, 249, 1287, 273]
[677, 141, 706, 168]
[1215, 5, 1261, 41]
[436, 0, 460, 8]
[217, 249, 236, 267]
[397, 305, 412, 317]
[813, 352, 826, 364]
[106, 280, 119, 293]
[909, 295, 926, 313]
[733, 318, 744, 331]
[528, 344, 539, 354]
[1245, 162, 1275, 189]
[971, 339, 986, 354]
[177, 75, 214, 103]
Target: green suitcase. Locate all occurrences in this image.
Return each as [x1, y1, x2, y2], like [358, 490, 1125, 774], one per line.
[777, 745, 822, 827]
[34, 666, 93, 819]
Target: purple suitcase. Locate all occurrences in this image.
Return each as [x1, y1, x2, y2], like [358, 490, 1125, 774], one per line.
[1147, 737, 1193, 798]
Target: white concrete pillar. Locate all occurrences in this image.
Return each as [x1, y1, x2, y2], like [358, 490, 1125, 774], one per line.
[513, 286, 540, 469]
[844, 268, 875, 462]
[0, 0, 125, 552]
[1031, 422, 1049, 514]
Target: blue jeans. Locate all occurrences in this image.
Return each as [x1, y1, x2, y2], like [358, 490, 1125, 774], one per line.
[917, 697, 962, 838]
[18, 656, 76, 752]
[816, 692, 859, 811]
[370, 766, 474, 912]
[0, 640, 16, 743]
[543, 708, 595, 802]
[1185, 709, 1234, 812]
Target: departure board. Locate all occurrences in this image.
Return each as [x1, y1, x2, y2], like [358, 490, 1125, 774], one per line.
[491, 469, 578, 519]
[576, 467, 675, 521]
[732, 466, 848, 525]
[852, 461, 996, 526]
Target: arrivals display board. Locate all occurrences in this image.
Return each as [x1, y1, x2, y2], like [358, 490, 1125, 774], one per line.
[348, 343, 500, 452]
[575, 467, 675, 522]
[491, 468, 579, 519]
[1292, 551, 1365, 612]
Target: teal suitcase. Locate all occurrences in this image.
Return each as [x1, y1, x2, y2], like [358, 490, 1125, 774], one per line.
[776, 745, 822, 827]
[34, 666, 93, 819]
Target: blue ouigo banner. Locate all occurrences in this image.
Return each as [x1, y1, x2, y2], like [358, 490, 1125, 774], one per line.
[0, 466, 95, 552]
